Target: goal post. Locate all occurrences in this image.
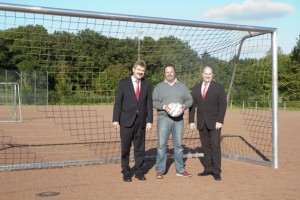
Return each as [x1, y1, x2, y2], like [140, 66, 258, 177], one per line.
[0, 82, 22, 122]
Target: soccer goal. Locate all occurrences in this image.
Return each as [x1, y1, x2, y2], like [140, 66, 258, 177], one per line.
[0, 82, 22, 122]
[0, 3, 278, 171]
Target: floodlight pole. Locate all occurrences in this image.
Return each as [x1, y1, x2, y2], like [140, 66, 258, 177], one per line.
[136, 29, 143, 60]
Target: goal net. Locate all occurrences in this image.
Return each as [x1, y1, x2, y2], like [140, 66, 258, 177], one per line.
[0, 3, 278, 170]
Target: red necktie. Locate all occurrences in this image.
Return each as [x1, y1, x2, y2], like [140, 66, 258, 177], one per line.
[135, 80, 140, 101]
[202, 83, 208, 100]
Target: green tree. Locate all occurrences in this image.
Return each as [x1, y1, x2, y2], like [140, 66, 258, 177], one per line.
[291, 34, 300, 63]
[7, 25, 49, 71]
[94, 63, 131, 97]
[283, 35, 300, 100]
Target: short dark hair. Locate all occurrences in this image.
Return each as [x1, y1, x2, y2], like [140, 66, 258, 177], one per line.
[134, 59, 147, 69]
[164, 64, 175, 72]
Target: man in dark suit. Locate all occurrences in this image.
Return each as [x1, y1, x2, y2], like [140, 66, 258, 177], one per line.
[112, 59, 153, 182]
[189, 66, 227, 181]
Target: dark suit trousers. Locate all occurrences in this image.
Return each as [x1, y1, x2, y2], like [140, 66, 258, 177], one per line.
[200, 124, 221, 174]
[120, 115, 145, 176]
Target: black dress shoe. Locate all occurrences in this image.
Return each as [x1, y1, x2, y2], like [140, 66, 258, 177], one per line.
[135, 175, 146, 181]
[123, 175, 132, 182]
[213, 173, 221, 181]
[198, 171, 213, 176]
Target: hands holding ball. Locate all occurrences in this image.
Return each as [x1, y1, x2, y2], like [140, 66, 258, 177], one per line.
[164, 103, 185, 117]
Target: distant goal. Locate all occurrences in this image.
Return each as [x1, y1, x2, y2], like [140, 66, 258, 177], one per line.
[0, 82, 22, 122]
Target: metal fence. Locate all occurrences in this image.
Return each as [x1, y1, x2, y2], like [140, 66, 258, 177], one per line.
[0, 69, 48, 105]
[228, 100, 300, 111]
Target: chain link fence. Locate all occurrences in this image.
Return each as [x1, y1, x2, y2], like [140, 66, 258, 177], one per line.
[0, 69, 48, 105]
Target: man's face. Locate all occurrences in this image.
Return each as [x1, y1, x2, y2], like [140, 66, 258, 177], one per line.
[132, 65, 145, 80]
[202, 68, 213, 83]
[164, 66, 176, 83]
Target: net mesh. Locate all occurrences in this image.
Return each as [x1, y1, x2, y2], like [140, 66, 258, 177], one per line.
[0, 4, 274, 170]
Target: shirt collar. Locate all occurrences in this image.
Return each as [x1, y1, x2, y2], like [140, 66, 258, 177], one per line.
[202, 81, 211, 86]
[164, 78, 178, 86]
[131, 76, 140, 82]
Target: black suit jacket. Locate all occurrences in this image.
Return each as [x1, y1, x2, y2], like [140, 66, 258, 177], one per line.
[113, 76, 153, 128]
[189, 81, 227, 130]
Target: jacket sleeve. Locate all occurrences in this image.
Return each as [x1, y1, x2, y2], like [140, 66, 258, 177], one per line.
[183, 84, 193, 109]
[152, 84, 164, 110]
[112, 80, 124, 122]
[217, 84, 227, 124]
[146, 80, 153, 123]
[188, 85, 197, 124]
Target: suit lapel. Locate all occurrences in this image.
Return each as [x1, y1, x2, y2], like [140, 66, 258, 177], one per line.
[127, 77, 137, 101]
[139, 79, 145, 100]
[205, 81, 214, 98]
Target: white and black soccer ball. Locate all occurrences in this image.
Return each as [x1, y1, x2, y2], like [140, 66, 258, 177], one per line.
[168, 103, 183, 117]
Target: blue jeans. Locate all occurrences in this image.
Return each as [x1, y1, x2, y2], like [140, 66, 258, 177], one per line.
[156, 114, 184, 174]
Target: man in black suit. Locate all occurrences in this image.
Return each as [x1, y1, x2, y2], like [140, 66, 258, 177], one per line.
[112, 59, 153, 182]
[189, 66, 227, 181]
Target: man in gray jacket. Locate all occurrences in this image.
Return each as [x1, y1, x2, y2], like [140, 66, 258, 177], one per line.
[152, 64, 193, 179]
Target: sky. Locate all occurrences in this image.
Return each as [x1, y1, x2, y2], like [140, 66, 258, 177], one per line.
[0, 0, 299, 54]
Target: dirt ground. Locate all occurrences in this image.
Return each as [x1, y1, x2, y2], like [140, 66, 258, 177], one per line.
[0, 110, 299, 200]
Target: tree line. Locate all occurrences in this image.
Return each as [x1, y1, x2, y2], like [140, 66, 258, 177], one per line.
[0, 25, 299, 104]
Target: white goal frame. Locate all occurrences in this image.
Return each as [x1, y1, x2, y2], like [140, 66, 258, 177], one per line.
[0, 82, 22, 123]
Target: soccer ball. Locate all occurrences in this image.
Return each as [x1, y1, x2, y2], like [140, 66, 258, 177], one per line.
[168, 103, 183, 117]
